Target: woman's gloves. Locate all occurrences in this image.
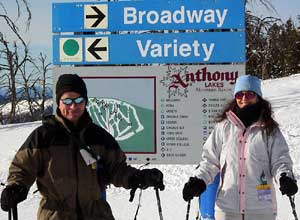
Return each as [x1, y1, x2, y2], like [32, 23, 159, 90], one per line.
[279, 173, 298, 196]
[1, 184, 29, 211]
[129, 168, 165, 190]
[182, 177, 206, 201]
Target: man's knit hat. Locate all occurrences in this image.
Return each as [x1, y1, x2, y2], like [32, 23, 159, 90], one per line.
[56, 74, 87, 104]
[234, 75, 262, 97]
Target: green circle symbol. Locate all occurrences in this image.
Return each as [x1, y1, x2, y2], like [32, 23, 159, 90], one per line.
[63, 39, 79, 56]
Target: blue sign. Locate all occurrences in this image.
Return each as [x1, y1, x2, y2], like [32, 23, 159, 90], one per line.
[52, 0, 245, 32]
[53, 31, 245, 65]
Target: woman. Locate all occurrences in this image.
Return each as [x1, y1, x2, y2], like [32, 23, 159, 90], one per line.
[182, 75, 298, 220]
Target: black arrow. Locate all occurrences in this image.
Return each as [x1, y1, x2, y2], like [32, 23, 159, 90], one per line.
[86, 6, 106, 28]
[88, 38, 107, 60]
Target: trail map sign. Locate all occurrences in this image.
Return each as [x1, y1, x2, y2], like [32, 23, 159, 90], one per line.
[54, 65, 245, 164]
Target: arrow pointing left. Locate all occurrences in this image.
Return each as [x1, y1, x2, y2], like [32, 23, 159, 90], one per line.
[86, 37, 109, 62]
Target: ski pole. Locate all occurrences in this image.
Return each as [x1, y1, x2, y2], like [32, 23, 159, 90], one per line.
[8, 208, 11, 220]
[132, 189, 143, 220]
[12, 206, 18, 220]
[155, 187, 163, 220]
[185, 200, 191, 220]
[289, 196, 298, 220]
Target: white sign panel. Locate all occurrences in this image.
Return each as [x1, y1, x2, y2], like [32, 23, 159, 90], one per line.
[54, 65, 245, 164]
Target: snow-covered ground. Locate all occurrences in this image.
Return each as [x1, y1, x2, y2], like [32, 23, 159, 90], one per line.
[0, 75, 299, 220]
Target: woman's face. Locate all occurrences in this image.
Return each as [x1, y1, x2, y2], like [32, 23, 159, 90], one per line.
[235, 91, 258, 109]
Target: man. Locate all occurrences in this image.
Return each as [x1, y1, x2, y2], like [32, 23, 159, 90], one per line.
[1, 74, 164, 220]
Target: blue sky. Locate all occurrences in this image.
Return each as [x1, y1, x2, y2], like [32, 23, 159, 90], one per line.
[2, 0, 300, 61]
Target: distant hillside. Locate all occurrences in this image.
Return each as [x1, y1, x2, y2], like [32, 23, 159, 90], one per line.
[0, 86, 52, 104]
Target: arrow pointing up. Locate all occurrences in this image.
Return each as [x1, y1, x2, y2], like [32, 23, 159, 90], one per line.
[86, 6, 106, 28]
[88, 38, 107, 60]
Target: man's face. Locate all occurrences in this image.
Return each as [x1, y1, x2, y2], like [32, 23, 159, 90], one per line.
[58, 91, 86, 123]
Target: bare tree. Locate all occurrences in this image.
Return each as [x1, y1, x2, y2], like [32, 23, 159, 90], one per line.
[246, 12, 281, 79]
[17, 51, 52, 121]
[0, 0, 31, 29]
[0, 1, 32, 123]
[19, 57, 37, 121]
[0, 14, 31, 123]
[34, 53, 52, 113]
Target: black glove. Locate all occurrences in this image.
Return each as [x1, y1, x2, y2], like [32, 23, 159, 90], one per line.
[279, 173, 298, 196]
[182, 177, 206, 201]
[129, 168, 165, 190]
[1, 184, 28, 211]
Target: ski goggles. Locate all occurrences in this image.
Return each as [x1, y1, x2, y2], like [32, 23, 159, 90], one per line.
[61, 97, 85, 105]
[235, 91, 256, 100]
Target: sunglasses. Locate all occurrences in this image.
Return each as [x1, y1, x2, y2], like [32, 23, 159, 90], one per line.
[235, 91, 256, 100]
[61, 97, 85, 105]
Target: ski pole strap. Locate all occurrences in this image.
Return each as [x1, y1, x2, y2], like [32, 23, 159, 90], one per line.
[129, 187, 138, 202]
[289, 196, 299, 220]
[155, 187, 164, 220]
[185, 200, 191, 220]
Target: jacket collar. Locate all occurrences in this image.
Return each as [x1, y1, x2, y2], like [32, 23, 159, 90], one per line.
[54, 108, 93, 133]
[226, 110, 265, 131]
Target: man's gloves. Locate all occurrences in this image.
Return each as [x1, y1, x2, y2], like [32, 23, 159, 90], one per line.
[182, 177, 206, 201]
[279, 173, 298, 196]
[1, 184, 28, 211]
[129, 168, 165, 190]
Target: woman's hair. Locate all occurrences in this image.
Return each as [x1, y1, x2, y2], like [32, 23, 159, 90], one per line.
[215, 96, 278, 135]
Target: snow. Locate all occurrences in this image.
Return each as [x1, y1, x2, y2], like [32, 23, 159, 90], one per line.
[0, 75, 300, 220]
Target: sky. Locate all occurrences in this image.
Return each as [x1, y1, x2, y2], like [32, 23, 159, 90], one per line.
[0, 74, 300, 219]
[1, 0, 300, 63]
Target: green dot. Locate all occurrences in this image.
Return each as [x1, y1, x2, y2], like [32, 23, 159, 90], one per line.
[63, 39, 79, 56]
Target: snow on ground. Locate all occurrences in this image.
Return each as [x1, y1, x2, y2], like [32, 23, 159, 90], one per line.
[0, 75, 300, 220]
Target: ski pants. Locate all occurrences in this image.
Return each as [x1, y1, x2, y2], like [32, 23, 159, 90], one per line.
[215, 210, 276, 220]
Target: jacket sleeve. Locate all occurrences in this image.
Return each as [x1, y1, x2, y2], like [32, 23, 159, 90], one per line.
[7, 127, 44, 189]
[95, 126, 138, 189]
[268, 127, 294, 183]
[105, 146, 137, 189]
[195, 122, 225, 185]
